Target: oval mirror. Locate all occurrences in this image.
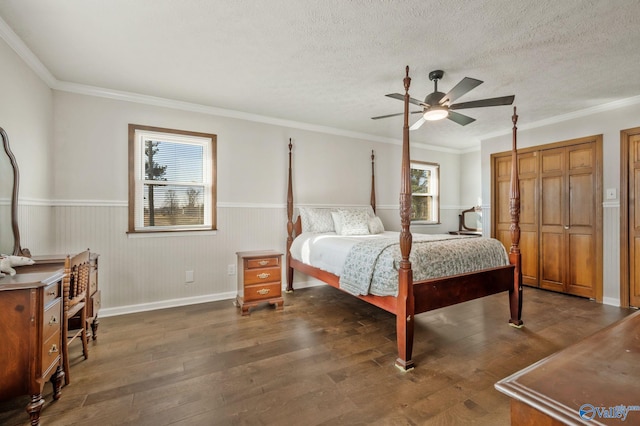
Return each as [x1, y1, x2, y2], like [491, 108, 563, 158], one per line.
[1, 127, 29, 256]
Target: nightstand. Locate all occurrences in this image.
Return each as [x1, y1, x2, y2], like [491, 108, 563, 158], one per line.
[236, 250, 284, 315]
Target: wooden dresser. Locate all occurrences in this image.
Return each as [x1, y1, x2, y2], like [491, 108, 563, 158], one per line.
[18, 252, 101, 339]
[236, 250, 284, 315]
[0, 270, 65, 426]
[495, 310, 640, 425]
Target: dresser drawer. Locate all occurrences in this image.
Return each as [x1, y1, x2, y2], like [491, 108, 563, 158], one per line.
[42, 298, 62, 342]
[43, 281, 60, 307]
[244, 266, 281, 285]
[244, 282, 281, 301]
[41, 330, 61, 377]
[245, 256, 280, 269]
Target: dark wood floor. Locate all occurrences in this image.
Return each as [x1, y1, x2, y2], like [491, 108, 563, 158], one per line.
[1, 286, 634, 426]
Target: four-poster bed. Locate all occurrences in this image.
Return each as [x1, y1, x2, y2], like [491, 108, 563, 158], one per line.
[285, 66, 523, 370]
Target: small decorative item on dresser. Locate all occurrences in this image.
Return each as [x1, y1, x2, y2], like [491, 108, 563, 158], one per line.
[236, 250, 284, 315]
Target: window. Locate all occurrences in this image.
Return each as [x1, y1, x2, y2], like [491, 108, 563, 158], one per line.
[410, 161, 439, 223]
[128, 124, 216, 233]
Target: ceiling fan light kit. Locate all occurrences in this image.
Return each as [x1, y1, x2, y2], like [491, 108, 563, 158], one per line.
[372, 69, 515, 129]
[423, 106, 448, 121]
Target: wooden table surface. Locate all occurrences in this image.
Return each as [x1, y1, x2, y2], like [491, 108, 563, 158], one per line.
[495, 309, 640, 425]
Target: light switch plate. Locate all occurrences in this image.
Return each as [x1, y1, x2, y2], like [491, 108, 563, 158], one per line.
[606, 188, 616, 200]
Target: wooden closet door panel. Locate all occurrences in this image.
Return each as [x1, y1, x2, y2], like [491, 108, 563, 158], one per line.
[540, 149, 565, 292]
[630, 134, 640, 307]
[519, 154, 539, 286]
[568, 234, 595, 297]
[493, 153, 538, 286]
[541, 232, 564, 291]
[565, 145, 596, 298]
[494, 156, 513, 253]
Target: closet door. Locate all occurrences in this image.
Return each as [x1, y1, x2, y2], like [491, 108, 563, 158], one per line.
[493, 153, 538, 286]
[539, 142, 598, 298]
[630, 133, 640, 307]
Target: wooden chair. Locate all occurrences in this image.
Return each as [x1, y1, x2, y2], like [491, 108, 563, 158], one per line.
[62, 250, 91, 385]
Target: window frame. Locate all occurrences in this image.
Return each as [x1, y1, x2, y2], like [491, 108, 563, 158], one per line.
[410, 160, 440, 224]
[128, 124, 217, 234]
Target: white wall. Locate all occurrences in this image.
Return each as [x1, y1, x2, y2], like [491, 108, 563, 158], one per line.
[46, 91, 467, 314]
[0, 26, 480, 315]
[480, 102, 640, 306]
[0, 36, 55, 254]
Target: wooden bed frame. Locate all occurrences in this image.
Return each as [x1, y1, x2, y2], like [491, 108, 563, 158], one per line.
[285, 66, 523, 370]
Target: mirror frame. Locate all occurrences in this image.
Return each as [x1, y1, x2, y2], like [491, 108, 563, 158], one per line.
[459, 206, 482, 232]
[1, 127, 30, 256]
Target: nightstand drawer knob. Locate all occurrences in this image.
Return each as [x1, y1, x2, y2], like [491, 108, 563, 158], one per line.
[49, 344, 59, 355]
[48, 316, 59, 326]
[257, 272, 270, 280]
[258, 260, 269, 266]
[257, 288, 270, 295]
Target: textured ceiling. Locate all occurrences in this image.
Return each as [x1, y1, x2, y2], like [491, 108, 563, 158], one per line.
[2, 0, 640, 150]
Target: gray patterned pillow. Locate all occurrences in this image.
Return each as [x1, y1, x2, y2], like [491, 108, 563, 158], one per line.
[299, 207, 335, 233]
[338, 209, 370, 235]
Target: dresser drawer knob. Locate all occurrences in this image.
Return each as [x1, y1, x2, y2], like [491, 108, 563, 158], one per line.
[258, 260, 269, 266]
[48, 344, 59, 355]
[257, 272, 270, 280]
[48, 316, 59, 326]
[47, 291, 57, 296]
[257, 288, 270, 295]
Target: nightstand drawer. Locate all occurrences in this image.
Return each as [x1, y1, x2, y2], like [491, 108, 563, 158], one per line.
[244, 266, 281, 285]
[246, 257, 280, 269]
[244, 283, 281, 301]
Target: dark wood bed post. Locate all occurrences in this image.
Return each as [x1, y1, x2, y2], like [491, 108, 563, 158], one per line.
[286, 138, 295, 293]
[396, 66, 415, 371]
[508, 108, 524, 327]
[371, 150, 376, 213]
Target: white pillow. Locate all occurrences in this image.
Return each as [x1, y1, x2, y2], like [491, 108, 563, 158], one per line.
[299, 207, 334, 233]
[338, 209, 370, 235]
[368, 216, 385, 234]
[331, 211, 343, 234]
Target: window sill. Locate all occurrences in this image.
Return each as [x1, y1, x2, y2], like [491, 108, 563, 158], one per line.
[127, 229, 217, 239]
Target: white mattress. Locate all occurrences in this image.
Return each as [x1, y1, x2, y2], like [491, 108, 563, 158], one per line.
[289, 231, 399, 276]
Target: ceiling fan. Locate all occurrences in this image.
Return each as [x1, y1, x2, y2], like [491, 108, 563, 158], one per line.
[371, 70, 515, 130]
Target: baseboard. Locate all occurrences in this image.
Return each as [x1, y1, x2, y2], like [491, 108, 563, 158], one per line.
[100, 291, 237, 318]
[99, 281, 325, 318]
[602, 296, 621, 307]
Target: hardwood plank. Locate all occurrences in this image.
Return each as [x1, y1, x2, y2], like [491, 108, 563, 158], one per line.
[0, 286, 633, 426]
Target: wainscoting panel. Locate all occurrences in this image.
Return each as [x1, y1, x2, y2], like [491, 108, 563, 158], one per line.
[51, 204, 288, 314]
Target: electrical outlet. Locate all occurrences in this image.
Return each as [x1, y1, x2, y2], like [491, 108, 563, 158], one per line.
[185, 270, 194, 283]
[227, 264, 236, 275]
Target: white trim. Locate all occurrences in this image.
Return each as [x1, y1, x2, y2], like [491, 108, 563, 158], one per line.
[481, 95, 640, 142]
[99, 291, 237, 318]
[0, 15, 57, 87]
[602, 297, 620, 307]
[126, 230, 217, 239]
[602, 201, 620, 208]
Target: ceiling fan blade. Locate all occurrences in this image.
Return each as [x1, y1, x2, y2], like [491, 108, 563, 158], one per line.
[386, 93, 427, 107]
[449, 95, 515, 110]
[409, 117, 426, 131]
[447, 111, 476, 126]
[371, 111, 422, 120]
[440, 77, 483, 105]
